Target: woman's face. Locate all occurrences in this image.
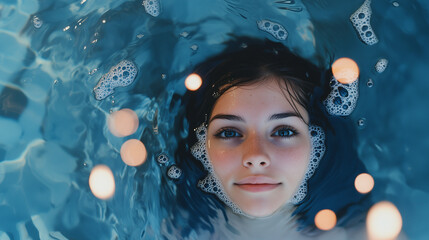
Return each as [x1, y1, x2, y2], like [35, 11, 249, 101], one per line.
[206, 77, 311, 217]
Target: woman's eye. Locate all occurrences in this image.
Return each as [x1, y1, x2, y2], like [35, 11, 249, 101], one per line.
[214, 129, 242, 139]
[272, 127, 297, 137]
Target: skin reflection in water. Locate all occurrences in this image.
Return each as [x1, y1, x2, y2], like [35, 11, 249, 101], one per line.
[89, 165, 115, 200]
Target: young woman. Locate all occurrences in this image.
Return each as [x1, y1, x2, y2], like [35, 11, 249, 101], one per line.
[171, 38, 371, 238]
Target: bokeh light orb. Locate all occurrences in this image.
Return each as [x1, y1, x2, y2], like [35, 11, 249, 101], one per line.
[332, 57, 359, 84]
[315, 209, 337, 231]
[355, 173, 375, 194]
[108, 108, 139, 137]
[367, 201, 402, 240]
[89, 165, 115, 200]
[185, 73, 202, 91]
[120, 139, 147, 166]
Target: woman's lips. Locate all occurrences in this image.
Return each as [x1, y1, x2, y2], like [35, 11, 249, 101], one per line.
[235, 176, 281, 192]
[235, 183, 280, 192]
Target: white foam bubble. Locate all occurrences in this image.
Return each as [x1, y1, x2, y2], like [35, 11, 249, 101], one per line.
[375, 58, 388, 73]
[291, 125, 325, 204]
[350, 0, 378, 45]
[191, 123, 244, 215]
[167, 165, 182, 179]
[324, 77, 359, 116]
[93, 60, 138, 100]
[198, 173, 243, 215]
[142, 0, 160, 17]
[190, 124, 213, 173]
[257, 20, 288, 40]
[157, 153, 169, 164]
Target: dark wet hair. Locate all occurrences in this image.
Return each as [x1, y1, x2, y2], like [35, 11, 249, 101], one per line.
[173, 37, 371, 235]
[186, 38, 324, 131]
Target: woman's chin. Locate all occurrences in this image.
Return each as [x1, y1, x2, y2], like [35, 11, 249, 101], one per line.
[241, 207, 278, 218]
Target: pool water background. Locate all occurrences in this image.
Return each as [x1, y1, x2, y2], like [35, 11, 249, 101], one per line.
[0, 0, 429, 239]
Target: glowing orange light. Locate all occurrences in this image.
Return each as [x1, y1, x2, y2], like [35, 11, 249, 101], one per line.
[332, 57, 359, 84]
[108, 108, 139, 137]
[89, 165, 115, 200]
[185, 73, 202, 91]
[355, 173, 375, 194]
[120, 139, 147, 166]
[367, 201, 402, 240]
[315, 209, 337, 231]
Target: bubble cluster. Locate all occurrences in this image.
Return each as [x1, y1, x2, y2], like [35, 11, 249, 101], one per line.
[324, 77, 359, 116]
[157, 153, 169, 164]
[257, 20, 288, 40]
[191, 123, 244, 215]
[198, 173, 243, 215]
[190, 124, 212, 173]
[93, 60, 137, 100]
[291, 125, 325, 204]
[167, 165, 182, 179]
[375, 58, 388, 73]
[350, 0, 378, 45]
[32, 16, 43, 29]
[142, 0, 160, 17]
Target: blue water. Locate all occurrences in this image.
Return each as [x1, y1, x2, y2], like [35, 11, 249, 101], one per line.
[1, 0, 429, 239]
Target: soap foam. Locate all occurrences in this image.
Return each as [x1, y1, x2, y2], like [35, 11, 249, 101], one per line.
[324, 77, 359, 116]
[291, 125, 326, 204]
[93, 60, 137, 100]
[157, 153, 169, 164]
[167, 165, 182, 179]
[350, 0, 378, 45]
[257, 20, 288, 41]
[375, 58, 388, 73]
[191, 124, 243, 215]
[142, 0, 160, 17]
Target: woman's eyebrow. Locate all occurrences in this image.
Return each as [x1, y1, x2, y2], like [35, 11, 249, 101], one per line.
[269, 112, 299, 120]
[209, 114, 244, 123]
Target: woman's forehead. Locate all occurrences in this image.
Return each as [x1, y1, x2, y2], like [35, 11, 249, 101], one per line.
[210, 78, 309, 121]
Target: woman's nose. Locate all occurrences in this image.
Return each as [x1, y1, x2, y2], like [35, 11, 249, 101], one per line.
[242, 135, 270, 168]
